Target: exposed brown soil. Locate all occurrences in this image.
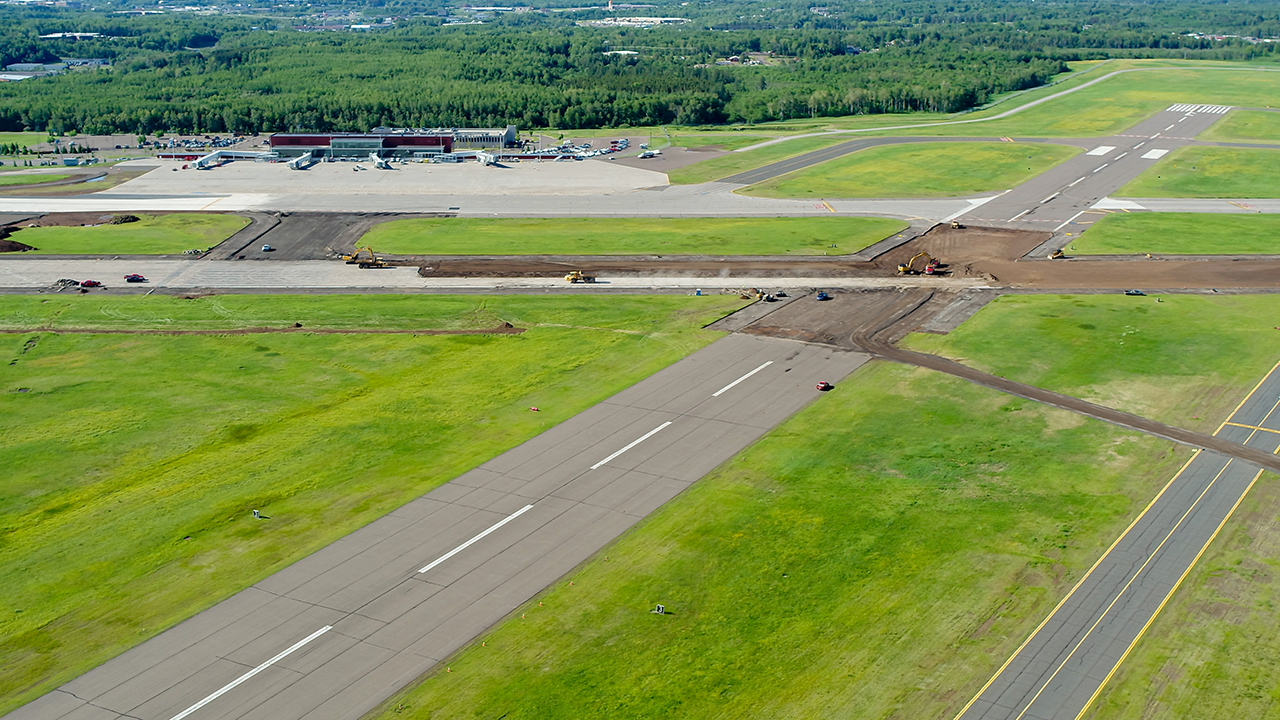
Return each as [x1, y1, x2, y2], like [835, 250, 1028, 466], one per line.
[0, 324, 524, 336]
[0, 238, 34, 252]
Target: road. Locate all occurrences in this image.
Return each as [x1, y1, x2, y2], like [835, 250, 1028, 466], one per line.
[5, 334, 869, 720]
[954, 361, 1280, 720]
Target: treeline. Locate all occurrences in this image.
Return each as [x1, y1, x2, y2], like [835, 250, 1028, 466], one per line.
[0, 0, 1276, 134]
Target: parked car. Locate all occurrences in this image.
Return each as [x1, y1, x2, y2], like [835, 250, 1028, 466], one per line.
[124, 274, 147, 283]
[80, 280, 102, 287]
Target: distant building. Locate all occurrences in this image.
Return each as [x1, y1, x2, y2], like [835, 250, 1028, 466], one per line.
[267, 126, 518, 160]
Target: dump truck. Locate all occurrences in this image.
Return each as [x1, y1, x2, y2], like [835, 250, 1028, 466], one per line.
[565, 270, 596, 283]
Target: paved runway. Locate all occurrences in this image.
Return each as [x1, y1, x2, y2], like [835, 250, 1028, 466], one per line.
[957, 104, 1234, 230]
[5, 334, 868, 720]
[956, 361, 1280, 720]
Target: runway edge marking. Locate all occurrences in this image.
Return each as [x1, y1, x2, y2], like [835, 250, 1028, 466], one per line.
[953, 357, 1280, 720]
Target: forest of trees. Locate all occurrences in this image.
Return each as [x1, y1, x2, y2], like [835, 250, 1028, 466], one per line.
[0, 0, 1275, 134]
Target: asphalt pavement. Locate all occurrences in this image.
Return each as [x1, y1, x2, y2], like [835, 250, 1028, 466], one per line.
[955, 361, 1280, 720]
[958, 105, 1233, 231]
[5, 333, 868, 720]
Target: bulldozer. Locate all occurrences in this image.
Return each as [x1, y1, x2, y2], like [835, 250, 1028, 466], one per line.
[565, 270, 597, 283]
[342, 246, 390, 268]
[897, 252, 941, 275]
[1049, 249, 1065, 259]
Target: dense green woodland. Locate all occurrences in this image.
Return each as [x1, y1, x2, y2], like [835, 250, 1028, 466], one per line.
[1, 0, 1278, 134]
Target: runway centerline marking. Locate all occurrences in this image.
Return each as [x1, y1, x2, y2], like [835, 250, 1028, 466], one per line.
[1092, 163, 1109, 173]
[168, 625, 332, 720]
[1115, 152, 1128, 160]
[1054, 210, 1086, 232]
[591, 422, 672, 470]
[419, 504, 534, 574]
[1040, 192, 1059, 204]
[712, 360, 773, 397]
[1009, 208, 1031, 222]
[1067, 176, 1087, 187]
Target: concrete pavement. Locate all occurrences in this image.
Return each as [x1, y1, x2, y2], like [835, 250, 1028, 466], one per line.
[955, 361, 1280, 720]
[4, 333, 868, 720]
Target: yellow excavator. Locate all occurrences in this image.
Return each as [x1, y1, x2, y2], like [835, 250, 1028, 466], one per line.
[897, 252, 940, 275]
[342, 246, 389, 268]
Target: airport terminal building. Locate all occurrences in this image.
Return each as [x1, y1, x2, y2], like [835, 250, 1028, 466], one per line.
[268, 126, 518, 160]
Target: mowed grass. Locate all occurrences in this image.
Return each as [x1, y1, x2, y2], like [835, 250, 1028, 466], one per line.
[0, 173, 71, 186]
[10, 213, 250, 254]
[372, 361, 1186, 720]
[0, 132, 48, 147]
[1084, 471, 1280, 720]
[1070, 213, 1280, 255]
[903, 294, 1280, 433]
[739, 142, 1081, 199]
[666, 134, 850, 185]
[1116, 147, 1280, 198]
[0, 294, 743, 714]
[1198, 109, 1280, 143]
[362, 217, 909, 256]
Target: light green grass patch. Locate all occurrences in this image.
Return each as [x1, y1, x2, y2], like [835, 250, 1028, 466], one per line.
[10, 213, 250, 254]
[1084, 473, 1280, 720]
[0, 294, 743, 714]
[1070, 213, 1280, 255]
[362, 217, 909, 255]
[740, 142, 1080, 199]
[1197, 109, 1280, 143]
[903, 294, 1280, 431]
[666, 135, 850, 185]
[1116, 146, 1280, 198]
[370, 361, 1185, 720]
[0, 173, 71, 186]
[0, 132, 48, 148]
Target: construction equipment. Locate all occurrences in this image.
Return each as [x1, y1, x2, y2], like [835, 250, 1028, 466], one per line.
[950, 221, 965, 229]
[564, 270, 596, 283]
[342, 246, 389, 268]
[897, 252, 941, 275]
[1049, 249, 1065, 259]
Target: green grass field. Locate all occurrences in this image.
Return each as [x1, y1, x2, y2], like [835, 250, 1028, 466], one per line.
[8, 213, 250, 254]
[371, 361, 1185, 720]
[0, 173, 71, 186]
[738, 142, 1080, 199]
[666, 135, 850, 185]
[1070, 213, 1280, 255]
[1116, 147, 1280, 198]
[903, 294, 1280, 432]
[0, 132, 48, 148]
[361, 217, 910, 256]
[1085, 470, 1280, 720]
[1198, 109, 1280, 143]
[0, 294, 742, 714]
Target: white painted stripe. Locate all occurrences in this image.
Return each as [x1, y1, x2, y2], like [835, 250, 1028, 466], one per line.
[1141, 149, 1169, 160]
[1053, 210, 1086, 232]
[1086, 146, 1114, 156]
[1040, 192, 1059, 204]
[168, 626, 332, 720]
[1115, 152, 1128, 160]
[1133, 142, 1146, 149]
[1093, 163, 1109, 173]
[1151, 133, 1162, 139]
[1067, 176, 1087, 188]
[712, 360, 773, 397]
[591, 422, 671, 470]
[419, 504, 534, 574]
[1163, 124, 1175, 131]
[1009, 208, 1031, 222]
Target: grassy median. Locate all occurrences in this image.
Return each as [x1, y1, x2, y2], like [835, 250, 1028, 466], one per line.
[666, 135, 850, 185]
[1117, 146, 1280, 198]
[372, 361, 1184, 720]
[9, 213, 250, 254]
[362, 216, 909, 256]
[1197, 109, 1280, 143]
[1069, 213, 1280, 255]
[739, 142, 1081, 198]
[0, 294, 743, 714]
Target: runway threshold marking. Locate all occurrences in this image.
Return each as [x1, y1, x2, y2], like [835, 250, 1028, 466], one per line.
[168, 625, 333, 720]
[419, 504, 534, 574]
[957, 359, 1280, 720]
[591, 421, 672, 470]
[713, 360, 774, 397]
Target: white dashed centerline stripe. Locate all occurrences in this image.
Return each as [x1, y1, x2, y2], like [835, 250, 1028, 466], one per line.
[1115, 152, 1128, 160]
[591, 422, 672, 470]
[1068, 176, 1087, 188]
[1009, 208, 1031, 222]
[419, 504, 534, 574]
[1093, 163, 1109, 173]
[168, 625, 333, 720]
[712, 360, 773, 397]
[1054, 210, 1086, 232]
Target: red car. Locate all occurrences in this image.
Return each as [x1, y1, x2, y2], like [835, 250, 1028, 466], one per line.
[80, 280, 102, 287]
[816, 381, 833, 391]
[124, 274, 147, 283]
